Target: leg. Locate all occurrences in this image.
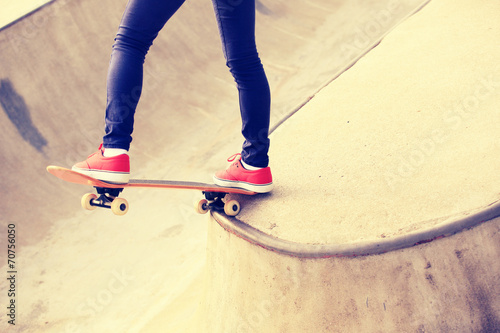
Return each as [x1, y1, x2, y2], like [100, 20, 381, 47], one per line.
[103, 0, 185, 150]
[211, 0, 271, 168]
[73, 0, 184, 183]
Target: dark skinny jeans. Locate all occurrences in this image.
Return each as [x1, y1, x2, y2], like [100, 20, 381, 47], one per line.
[103, 0, 271, 167]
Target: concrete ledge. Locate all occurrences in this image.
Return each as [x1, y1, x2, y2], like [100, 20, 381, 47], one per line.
[212, 199, 500, 258]
[234, 0, 500, 245]
[200, 214, 500, 332]
[198, 0, 500, 331]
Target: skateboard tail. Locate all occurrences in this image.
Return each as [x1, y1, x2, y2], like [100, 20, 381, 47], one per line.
[47, 166, 127, 188]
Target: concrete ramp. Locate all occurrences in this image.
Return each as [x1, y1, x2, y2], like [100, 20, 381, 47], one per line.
[196, 0, 500, 331]
[203, 215, 500, 332]
[0, 0, 436, 332]
[0, 0, 427, 245]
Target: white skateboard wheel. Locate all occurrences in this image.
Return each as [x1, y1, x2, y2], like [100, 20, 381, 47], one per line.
[111, 197, 129, 216]
[81, 193, 97, 211]
[195, 199, 209, 214]
[224, 199, 240, 216]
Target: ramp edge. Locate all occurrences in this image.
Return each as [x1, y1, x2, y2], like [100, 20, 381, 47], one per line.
[211, 199, 500, 258]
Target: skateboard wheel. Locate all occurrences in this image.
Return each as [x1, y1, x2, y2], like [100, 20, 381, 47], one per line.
[111, 198, 129, 216]
[81, 193, 98, 211]
[224, 199, 240, 217]
[195, 199, 209, 214]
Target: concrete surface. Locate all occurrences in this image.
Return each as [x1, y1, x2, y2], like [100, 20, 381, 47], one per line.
[201, 214, 500, 332]
[0, 0, 431, 332]
[200, 0, 500, 331]
[0, 0, 426, 246]
[234, 0, 500, 246]
[0, 0, 52, 30]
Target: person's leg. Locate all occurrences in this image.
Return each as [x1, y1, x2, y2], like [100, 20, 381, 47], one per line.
[212, 0, 273, 193]
[73, 0, 184, 183]
[103, 0, 185, 150]
[211, 0, 271, 168]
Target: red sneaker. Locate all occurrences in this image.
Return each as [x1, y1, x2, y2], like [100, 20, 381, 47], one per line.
[72, 144, 130, 184]
[213, 154, 273, 193]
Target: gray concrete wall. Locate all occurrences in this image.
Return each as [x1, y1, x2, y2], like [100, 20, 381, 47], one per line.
[200, 216, 499, 332]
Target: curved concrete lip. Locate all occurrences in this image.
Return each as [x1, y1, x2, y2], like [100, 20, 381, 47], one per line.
[212, 199, 500, 258]
[211, 0, 500, 259]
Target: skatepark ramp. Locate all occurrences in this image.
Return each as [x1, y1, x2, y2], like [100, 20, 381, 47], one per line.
[1, 0, 499, 331]
[0, 0, 428, 245]
[193, 0, 500, 331]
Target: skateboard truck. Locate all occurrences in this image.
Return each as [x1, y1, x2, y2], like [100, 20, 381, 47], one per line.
[196, 191, 241, 217]
[81, 187, 129, 216]
[82, 188, 241, 217]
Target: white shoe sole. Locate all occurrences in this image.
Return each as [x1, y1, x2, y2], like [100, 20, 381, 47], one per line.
[72, 166, 130, 184]
[213, 176, 273, 193]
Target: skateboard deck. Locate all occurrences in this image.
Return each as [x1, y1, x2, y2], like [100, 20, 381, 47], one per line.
[47, 166, 256, 216]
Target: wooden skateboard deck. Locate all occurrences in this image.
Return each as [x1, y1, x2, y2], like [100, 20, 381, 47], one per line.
[47, 166, 256, 216]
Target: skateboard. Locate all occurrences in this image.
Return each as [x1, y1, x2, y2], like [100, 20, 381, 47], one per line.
[46, 166, 256, 216]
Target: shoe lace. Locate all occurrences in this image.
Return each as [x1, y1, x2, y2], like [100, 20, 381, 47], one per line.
[89, 143, 104, 158]
[227, 153, 241, 162]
